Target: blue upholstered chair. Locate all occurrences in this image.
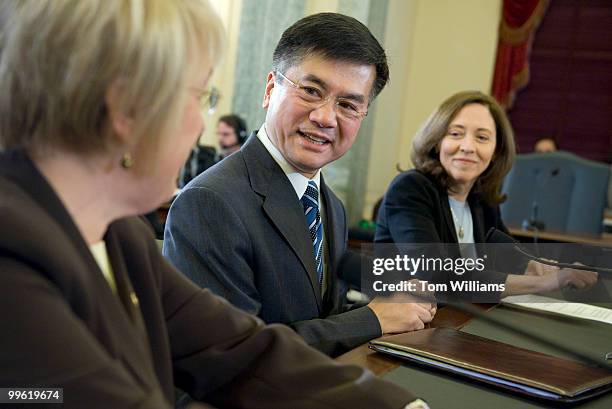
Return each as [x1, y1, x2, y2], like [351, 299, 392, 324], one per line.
[500, 151, 610, 235]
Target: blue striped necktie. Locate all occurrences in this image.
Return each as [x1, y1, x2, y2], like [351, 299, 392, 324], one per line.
[301, 181, 323, 284]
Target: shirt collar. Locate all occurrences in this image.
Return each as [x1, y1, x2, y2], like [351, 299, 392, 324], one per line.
[257, 123, 321, 199]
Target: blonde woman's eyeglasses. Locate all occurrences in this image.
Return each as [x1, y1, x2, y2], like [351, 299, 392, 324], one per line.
[192, 86, 220, 115]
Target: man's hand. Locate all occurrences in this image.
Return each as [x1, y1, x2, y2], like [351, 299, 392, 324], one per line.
[367, 283, 437, 334]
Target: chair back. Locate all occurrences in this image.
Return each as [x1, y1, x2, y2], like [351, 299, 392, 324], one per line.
[501, 151, 610, 234]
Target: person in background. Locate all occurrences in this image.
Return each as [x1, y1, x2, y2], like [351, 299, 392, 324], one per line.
[164, 12, 436, 358]
[0, 1, 427, 408]
[216, 113, 248, 160]
[372, 196, 384, 223]
[534, 136, 557, 153]
[179, 142, 217, 188]
[179, 114, 247, 188]
[375, 91, 596, 298]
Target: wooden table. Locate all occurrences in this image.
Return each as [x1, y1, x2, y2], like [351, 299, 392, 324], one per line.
[507, 226, 612, 246]
[347, 226, 612, 252]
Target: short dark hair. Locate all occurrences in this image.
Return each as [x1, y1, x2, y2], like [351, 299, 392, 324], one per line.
[411, 91, 516, 206]
[218, 114, 248, 145]
[272, 12, 389, 101]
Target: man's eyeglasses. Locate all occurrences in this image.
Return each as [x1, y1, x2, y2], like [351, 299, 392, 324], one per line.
[275, 71, 368, 122]
[192, 86, 220, 115]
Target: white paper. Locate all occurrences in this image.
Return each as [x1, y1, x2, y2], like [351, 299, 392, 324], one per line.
[501, 294, 612, 325]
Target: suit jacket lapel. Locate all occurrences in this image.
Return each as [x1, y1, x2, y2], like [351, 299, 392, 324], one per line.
[103, 227, 160, 387]
[469, 197, 486, 242]
[104, 227, 149, 332]
[242, 135, 323, 310]
[320, 176, 343, 292]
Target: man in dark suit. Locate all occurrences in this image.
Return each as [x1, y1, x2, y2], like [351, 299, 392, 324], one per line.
[164, 13, 436, 357]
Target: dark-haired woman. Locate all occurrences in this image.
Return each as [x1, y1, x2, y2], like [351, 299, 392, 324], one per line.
[376, 91, 596, 297]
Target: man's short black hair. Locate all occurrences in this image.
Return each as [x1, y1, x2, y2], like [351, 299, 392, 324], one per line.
[272, 12, 389, 101]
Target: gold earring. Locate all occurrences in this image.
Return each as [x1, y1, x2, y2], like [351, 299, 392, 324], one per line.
[120, 153, 133, 169]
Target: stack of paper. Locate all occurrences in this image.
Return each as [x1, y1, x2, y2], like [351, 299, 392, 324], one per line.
[501, 294, 612, 325]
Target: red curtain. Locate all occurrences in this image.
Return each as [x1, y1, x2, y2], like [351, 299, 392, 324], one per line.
[491, 0, 549, 109]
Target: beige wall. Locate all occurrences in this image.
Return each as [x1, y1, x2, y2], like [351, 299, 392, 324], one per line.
[305, 0, 339, 15]
[363, 0, 501, 219]
[205, 0, 502, 219]
[201, 0, 243, 147]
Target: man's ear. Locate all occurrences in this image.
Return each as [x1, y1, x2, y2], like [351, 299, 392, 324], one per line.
[105, 80, 135, 144]
[262, 71, 275, 109]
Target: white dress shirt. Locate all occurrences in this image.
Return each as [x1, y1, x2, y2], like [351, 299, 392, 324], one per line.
[257, 124, 328, 294]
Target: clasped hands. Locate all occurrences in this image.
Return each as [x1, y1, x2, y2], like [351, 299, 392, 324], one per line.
[367, 279, 437, 334]
[524, 259, 598, 293]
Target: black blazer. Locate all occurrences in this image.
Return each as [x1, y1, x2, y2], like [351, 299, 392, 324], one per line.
[179, 144, 217, 187]
[164, 134, 381, 357]
[0, 149, 415, 409]
[375, 170, 509, 297]
[376, 169, 508, 244]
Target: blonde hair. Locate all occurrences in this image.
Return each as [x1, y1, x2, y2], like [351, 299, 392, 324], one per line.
[411, 91, 516, 205]
[0, 0, 224, 165]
